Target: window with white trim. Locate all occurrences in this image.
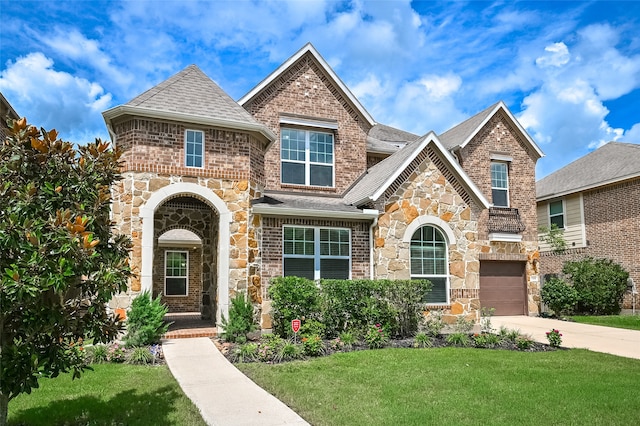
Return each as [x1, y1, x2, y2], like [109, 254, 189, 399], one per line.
[281, 129, 334, 187]
[283, 226, 350, 280]
[165, 251, 188, 296]
[491, 162, 509, 207]
[185, 130, 204, 168]
[410, 226, 449, 304]
[549, 200, 564, 229]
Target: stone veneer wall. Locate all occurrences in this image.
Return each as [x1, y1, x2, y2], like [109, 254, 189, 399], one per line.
[372, 155, 483, 323]
[243, 52, 371, 195]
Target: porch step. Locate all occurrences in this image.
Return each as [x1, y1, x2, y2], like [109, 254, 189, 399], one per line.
[162, 312, 217, 339]
[162, 328, 217, 339]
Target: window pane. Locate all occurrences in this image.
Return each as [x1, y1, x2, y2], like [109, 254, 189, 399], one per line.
[282, 162, 305, 184]
[424, 277, 447, 304]
[281, 129, 305, 161]
[549, 201, 563, 215]
[492, 189, 508, 207]
[491, 162, 508, 189]
[284, 258, 315, 280]
[310, 164, 333, 186]
[550, 215, 564, 228]
[320, 259, 349, 279]
[284, 227, 314, 255]
[166, 277, 187, 296]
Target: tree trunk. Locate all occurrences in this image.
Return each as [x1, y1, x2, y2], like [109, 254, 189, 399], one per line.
[0, 392, 8, 426]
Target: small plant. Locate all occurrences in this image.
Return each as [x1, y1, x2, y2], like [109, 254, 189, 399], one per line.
[413, 332, 433, 348]
[234, 343, 259, 363]
[278, 340, 303, 362]
[124, 291, 170, 347]
[499, 327, 521, 343]
[473, 333, 500, 348]
[365, 324, 389, 349]
[338, 331, 357, 349]
[422, 310, 445, 337]
[302, 334, 325, 356]
[220, 292, 256, 343]
[546, 329, 563, 347]
[87, 344, 109, 364]
[107, 343, 126, 363]
[446, 332, 471, 347]
[257, 334, 285, 362]
[541, 277, 578, 317]
[329, 337, 345, 351]
[454, 316, 474, 334]
[515, 336, 534, 350]
[127, 347, 153, 365]
[480, 307, 495, 334]
[150, 344, 163, 364]
[539, 224, 567, 253]
[300, 319, 326, 339]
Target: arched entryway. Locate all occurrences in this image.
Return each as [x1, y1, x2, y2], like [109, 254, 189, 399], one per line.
[140, 183, 231, 325]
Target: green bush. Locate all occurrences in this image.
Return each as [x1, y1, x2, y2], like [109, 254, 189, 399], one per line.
[220, 292, 256, 343]
[124, 291, 170, 347]
[302, 334, 325, 356]
[422, 310, 445, 337]
[86, 344, 108, 364]
[127, 347, 153, 365]
[385, 279, 431, 337]
[541, 277, 578, 316]
[268, 276, 321, 338]
[562, 258, 629, 315]
[364, 324, 389, 349]
[446, 332, 471, 347]
[299, 319, 326, 338]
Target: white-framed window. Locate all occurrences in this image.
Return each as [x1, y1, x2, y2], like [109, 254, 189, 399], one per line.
[185, 130, 204, 168]
[491, 161, 509, 207]
[410, 226, 449, 304]
[549, 200, 565, 229]
[283, 226, 350, 280]
[281, 128, 334, 187]
[165, 250, 188, 296]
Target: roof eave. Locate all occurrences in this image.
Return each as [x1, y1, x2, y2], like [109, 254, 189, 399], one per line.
[537, 172, 640, 202]
[238, 43, 376, 127]
[252, 205, 379, 220]
[102, 105, 276, 143]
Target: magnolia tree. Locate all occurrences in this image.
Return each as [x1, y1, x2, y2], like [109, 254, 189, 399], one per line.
[0, 118, 131, 425]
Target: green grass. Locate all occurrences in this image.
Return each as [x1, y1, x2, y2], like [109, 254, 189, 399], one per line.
[238, 348, 640, 426]
[8, 364, 206, 426]
[569, 315, 640, 330]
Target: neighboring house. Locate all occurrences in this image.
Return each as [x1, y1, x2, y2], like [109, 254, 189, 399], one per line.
[103, 44, 544, 328]
[537, 142, 640, 308]
[0, 92, 20, 140]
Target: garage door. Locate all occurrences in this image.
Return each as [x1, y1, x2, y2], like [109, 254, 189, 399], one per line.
[480, 261, 526, 316]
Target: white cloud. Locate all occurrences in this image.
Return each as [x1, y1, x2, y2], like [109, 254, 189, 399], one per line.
[419, 74, 462, 101]
[535, 42, 570, 68]
[623, 123, 640, 143]
[0, 53, 111, 143]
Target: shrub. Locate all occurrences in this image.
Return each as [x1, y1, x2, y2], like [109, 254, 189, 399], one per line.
[124, 291, 170, 347]
[86, 344, 108, 364]
[299, 319, 326, 339]
[541, 277, 578, 317]
[107, 343, 126, 363]
[546, 329, 563, 347]
[515, 336, 534, 350]
[413, 332, 433, 348]
[338, 331, 357, 349]
[422, 310, 445, 337]
[473, 333, 500, 348]
[302, 334, 325, 356]
[364, 324, 389, 349]
[446, 332, 471, 347]
[454, 316, 474, 334]
[220, 292, 256, 343]
[385, 279, 431, 337]
[127, 347, 153, 365]
[233, 343, 258, 363]
[278, 340, 303, 362]
[563, 258, 629, 315]
[480, 308, 495, 334]
[268, 276, 321, 338]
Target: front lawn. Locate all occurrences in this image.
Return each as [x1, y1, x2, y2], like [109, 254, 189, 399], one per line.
[8, 364, 206, 426]
[569, 315, 640, 331]
[238, 348, 640, 426]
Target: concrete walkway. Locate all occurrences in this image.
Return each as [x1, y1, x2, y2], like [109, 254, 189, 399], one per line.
[163, 337, 309, 426]
[492, 316, 640, 359]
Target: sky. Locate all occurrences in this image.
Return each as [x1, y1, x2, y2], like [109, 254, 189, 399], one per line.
[1, 0, 639, 178]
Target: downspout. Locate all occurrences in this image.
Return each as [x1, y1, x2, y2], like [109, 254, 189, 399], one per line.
[369, 214, 379, 279]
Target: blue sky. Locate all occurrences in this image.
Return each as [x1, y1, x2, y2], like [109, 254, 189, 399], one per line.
[1, 0, 639, 178]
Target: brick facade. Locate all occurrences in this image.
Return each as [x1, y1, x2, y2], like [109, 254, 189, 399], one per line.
[539, 178, 640, 308]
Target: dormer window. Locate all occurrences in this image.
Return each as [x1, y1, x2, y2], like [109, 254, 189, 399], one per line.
[281, 128, 334, 187]
[185, 130, 204, 168]
[491, 161, 509, 207]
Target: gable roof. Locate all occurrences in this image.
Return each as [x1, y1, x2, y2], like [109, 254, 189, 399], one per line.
[344, 132, 490, 209]
[439, 101, 544, 159]
[0, 92, 19, 121]
[537, 142, 640, 200]
[367, 123, 419, 154]
[103, 65, 275, 142]
[238, 43, 376, 127]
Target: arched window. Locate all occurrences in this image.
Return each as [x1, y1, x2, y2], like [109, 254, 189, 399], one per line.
[410, 226, 449, 304]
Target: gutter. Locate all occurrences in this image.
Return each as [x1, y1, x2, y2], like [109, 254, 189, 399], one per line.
[369, 214, 379, 279]
[251, 205, 380, 221]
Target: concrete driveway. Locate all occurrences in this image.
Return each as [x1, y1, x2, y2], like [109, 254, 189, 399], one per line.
[491, 316, 640, 360]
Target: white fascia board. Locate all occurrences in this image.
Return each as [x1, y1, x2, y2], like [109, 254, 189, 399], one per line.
[459, 101, 544, 159]
[536, 173, 640, 202]
[280, 115, 339, 130]
[252, 205, 379, 220]
[238, 43, 376, 127]
[488, 233, 523, 242]
[102, 105, 276, 143]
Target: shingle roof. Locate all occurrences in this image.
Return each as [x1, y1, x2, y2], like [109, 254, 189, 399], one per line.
[439, 102, 499, 150]
[126, 65, 260, 125]
[367, 124, 419, 154]
[253, 192, 361, 213]
[537, 142, 640, 199]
